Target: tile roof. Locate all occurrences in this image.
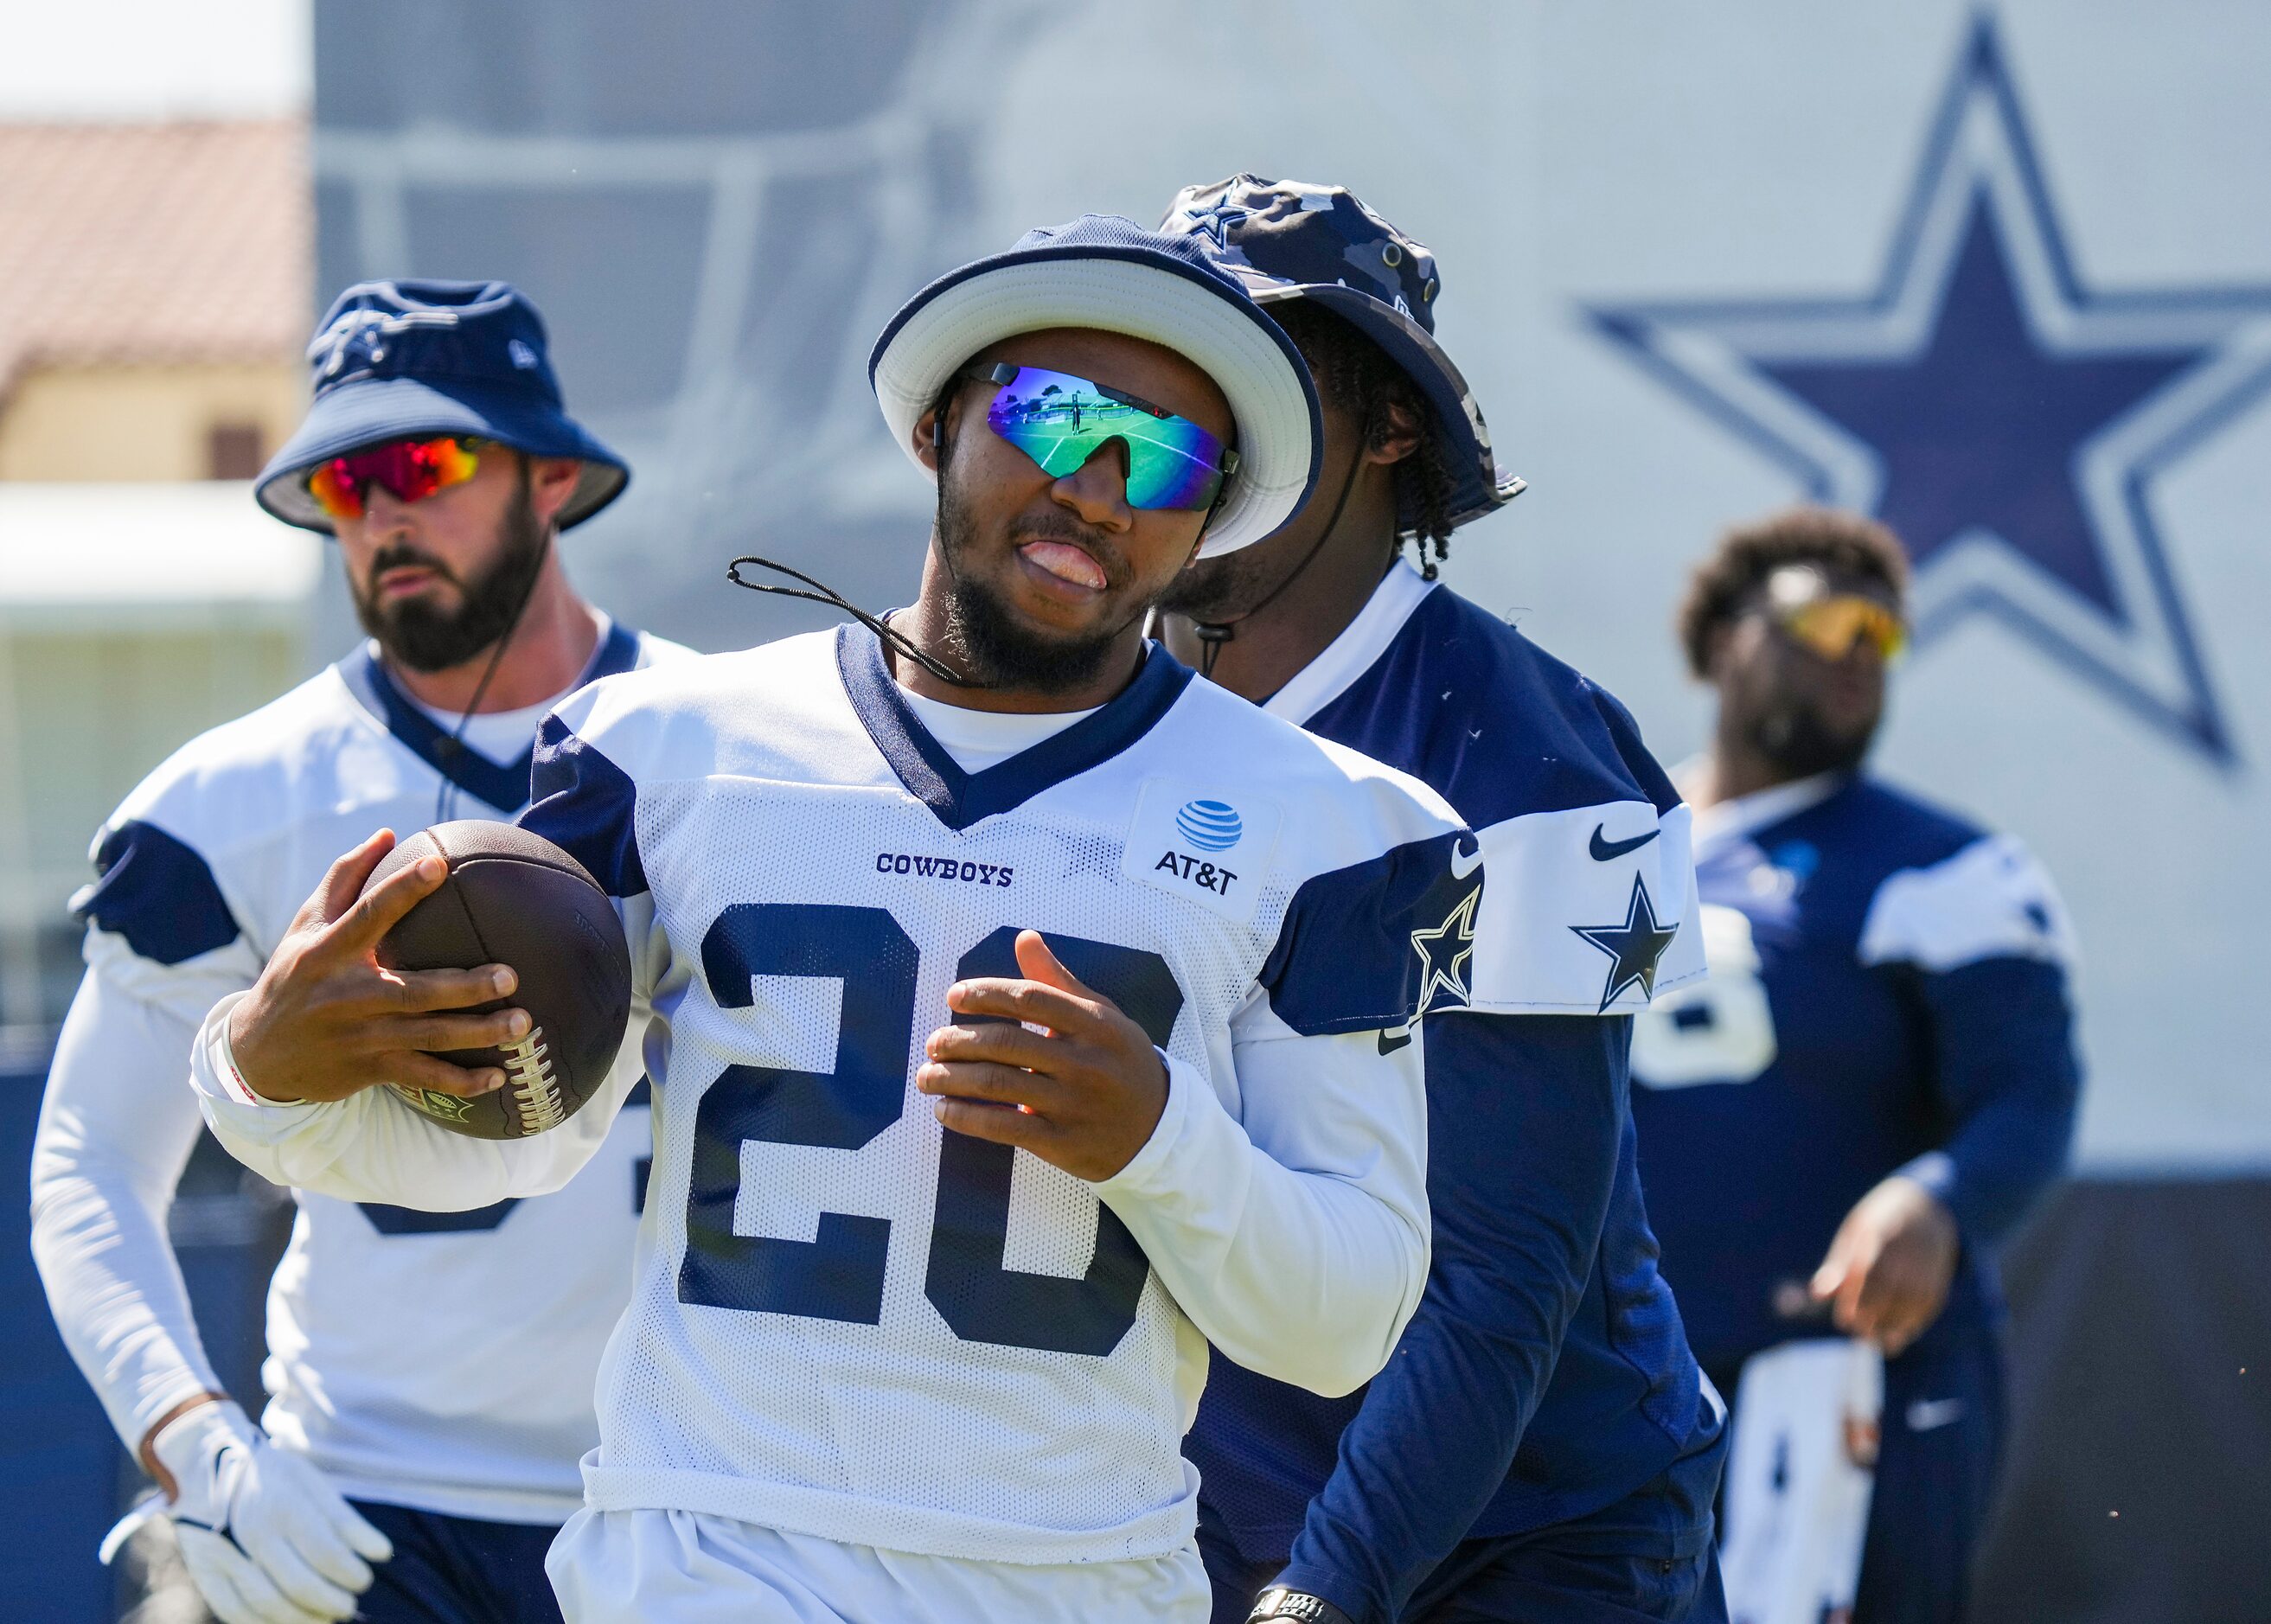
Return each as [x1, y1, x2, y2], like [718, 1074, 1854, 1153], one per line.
[0, 118, 309, 401]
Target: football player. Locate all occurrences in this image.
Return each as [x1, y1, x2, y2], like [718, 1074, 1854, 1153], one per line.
[1630, 507, 2080, 1623]
[31, 282, 682, 1624]
[1154, 177, 1730, 1624]
[188, 217, 1482, 1623]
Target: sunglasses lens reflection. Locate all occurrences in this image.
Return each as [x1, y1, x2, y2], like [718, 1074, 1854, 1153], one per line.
[1783, 597, 1907, 662]
[982, 366, 1231, 511]
[305, 437, 483, 521]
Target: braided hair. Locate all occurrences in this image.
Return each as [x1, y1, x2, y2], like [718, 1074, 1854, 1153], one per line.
[1268, 302, 1459, 578]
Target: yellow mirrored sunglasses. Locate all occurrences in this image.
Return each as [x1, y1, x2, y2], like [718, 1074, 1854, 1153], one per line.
[1776, 593, 1908, 663]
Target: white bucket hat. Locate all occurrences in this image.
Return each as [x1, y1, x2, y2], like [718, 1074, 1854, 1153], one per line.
[868, 214, 1322, 557]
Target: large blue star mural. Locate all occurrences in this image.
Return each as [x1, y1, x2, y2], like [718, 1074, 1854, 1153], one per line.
[1588, 15, 2271, 763]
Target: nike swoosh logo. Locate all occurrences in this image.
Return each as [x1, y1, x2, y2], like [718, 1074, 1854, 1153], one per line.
[1378, 1026, 1413, 1055]
[1905, 1397, 1967, 1433]
[1450, 838, 1483, 879]
[1589, 825, 1660, 862]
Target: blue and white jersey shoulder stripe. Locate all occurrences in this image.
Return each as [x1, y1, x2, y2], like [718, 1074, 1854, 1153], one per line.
[1264, 559, 1702, 1014]
[62, 620, 686, 1522]
[75, 620, 674, 975]
[1686, 772, 2077, 977]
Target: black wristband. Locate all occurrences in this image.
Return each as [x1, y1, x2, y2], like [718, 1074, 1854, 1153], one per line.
[1248, 1589, 1355, 1624]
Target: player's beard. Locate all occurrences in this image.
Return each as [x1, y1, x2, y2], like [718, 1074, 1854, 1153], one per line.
[932, 469, 1136, 695]
[1745, 694, 1878, 779]
[1151, 543, 1269, 623]
[351, 470, 546, 675]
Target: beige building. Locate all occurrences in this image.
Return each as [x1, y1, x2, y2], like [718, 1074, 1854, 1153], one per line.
[0, 119, 309, 481]
[0, 119, 315, 1027]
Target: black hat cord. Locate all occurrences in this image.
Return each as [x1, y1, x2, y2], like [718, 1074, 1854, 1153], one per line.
[731, 393, 1282, 692]
[431, 526, 553, 826]
[726, 555, 982, 689]
[1190, 437, 1366, 681]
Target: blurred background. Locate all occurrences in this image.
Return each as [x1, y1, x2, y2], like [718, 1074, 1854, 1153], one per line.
[3, 1, 2266, 1617]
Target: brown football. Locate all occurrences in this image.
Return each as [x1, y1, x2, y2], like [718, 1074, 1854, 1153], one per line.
[366, 821, 631, 1140]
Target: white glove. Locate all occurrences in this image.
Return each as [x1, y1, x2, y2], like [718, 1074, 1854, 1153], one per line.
[151, 1400, 393, 1624]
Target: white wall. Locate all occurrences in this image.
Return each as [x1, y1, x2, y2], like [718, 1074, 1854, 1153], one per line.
[312, 0, 2271, 1170]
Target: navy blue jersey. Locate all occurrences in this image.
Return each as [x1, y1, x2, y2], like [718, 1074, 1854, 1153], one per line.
[1185, 562, 1714, 1621]
[1628, 773, 2080, 1371]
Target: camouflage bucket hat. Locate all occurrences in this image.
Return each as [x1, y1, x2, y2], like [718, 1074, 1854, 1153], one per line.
[1162, 175, 1525, 532]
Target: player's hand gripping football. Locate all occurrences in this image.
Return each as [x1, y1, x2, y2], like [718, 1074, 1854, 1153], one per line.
[918, 930, 1169, 1183]
[226, 830, 528, 1105]
[1809, 1172, 1961, 1357]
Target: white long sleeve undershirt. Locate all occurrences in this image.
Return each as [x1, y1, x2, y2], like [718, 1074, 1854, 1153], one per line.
[31, 953, 251, 1451]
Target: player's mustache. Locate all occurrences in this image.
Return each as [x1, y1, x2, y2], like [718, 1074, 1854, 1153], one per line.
[365, 547, 461, 587]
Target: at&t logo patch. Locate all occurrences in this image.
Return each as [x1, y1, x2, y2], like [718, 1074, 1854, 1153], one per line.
[1124, 781, 1280, 924]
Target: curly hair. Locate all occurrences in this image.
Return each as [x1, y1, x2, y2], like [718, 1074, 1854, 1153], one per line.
[1267, 301, 1460, 578]
[1676, 506, 1910, 677]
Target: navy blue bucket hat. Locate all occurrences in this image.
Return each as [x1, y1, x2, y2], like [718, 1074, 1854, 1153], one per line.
[256, 279, 629, 534]
[1161, 176, 1524, 533]
[869, 214, 1322, 558]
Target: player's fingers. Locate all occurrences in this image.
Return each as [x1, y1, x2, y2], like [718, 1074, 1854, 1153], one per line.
[1812, 1228, 1872, 1332]
[318, 829, 397, 920]
[331, 1499, 393, 1565]
[924, 1020, 1059, 1072]
[174, 1533, 265, 1624]
[1809, 1212, 1872, 1301]
[916, 1059, 1065, 1115]
[931, 1094, 1058, 1150]
[384, 963, 515, 1014]
[385, 1007, 530, 1054]
[208, 1572, 309, 1624]
[1807, 1244, 1852, 1306]
[279, 1504, 381, 1597]
[381, 1051, 506, 1098]
[1834, 1253, 1877, 1334]
[944, 976, 1101, 1036]
[1014, 930, 1100, 1001]
[285, 832, 392, 941]
[1860, 1257, 1933, 1352]
[327, 854, 448, 957]
[246, 1533, 361, 1621]
[198, 1547, 332, 1624]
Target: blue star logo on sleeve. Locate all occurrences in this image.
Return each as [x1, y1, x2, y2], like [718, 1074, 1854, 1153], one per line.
[1572, 877, 1679, 1013]
[1380, 856, 1481, 1054]
[1586, 16, 2271, 764]
[1410, 884, 1479, 1020]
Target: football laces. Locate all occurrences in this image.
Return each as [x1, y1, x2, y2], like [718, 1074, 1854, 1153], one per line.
[501, 1026, 566, 1134]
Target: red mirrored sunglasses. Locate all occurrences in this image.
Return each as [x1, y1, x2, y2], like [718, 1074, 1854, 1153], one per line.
[304, 436, 487, 521]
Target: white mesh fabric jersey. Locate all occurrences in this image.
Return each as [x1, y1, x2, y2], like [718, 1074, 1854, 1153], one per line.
[529, 629, 1480, 1565]
[51, 629, 685, 1523]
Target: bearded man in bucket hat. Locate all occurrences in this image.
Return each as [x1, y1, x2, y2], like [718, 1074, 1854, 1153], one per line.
[33, 279, 685, 1624]
[188, 217, 1488, 1622]
[1155, 177, 1730, 1624]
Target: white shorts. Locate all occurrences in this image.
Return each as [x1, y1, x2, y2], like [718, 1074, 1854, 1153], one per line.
[546, 1505, 1212, 1623]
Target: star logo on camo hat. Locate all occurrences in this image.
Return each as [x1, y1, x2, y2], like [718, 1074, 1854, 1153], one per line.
[1161, 175, 1526, 534]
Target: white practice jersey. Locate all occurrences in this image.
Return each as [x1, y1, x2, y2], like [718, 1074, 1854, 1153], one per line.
[33, 621, 682, 1524]
[195, 625, 1480, 1565]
